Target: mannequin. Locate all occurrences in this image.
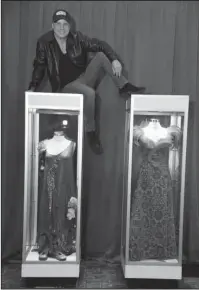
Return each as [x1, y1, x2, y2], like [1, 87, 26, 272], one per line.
[38, 120, 72, 156]
[36, 119, 77, 262]
[129, 118, 181, 261]
[142, 119, 167, 142]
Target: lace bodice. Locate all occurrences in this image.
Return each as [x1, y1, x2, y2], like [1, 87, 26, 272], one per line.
[133, 121, 182, 166]
[38, 138, 76, 158]
[133, 121, 182, 150]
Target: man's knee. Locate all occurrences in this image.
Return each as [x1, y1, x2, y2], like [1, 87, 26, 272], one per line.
[95, 51, 107, 60]
[83, 86, 96, 100]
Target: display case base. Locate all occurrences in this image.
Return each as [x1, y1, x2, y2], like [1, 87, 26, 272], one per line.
[21, 263, 80, 278]
[122, 263, 182, 280]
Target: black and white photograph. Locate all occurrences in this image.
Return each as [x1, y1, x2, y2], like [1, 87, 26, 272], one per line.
[1, 1, 199, 289]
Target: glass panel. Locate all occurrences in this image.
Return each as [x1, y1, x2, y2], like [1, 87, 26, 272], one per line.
[128, 112, 184, 264]
[23, 111, 35, 258]
[24, 109, 80, 263]
[122, 110, 131, 259]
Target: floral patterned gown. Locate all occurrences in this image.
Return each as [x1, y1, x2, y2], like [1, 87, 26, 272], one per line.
[37, 141, 77, 255]
[129, 129, 178, 261]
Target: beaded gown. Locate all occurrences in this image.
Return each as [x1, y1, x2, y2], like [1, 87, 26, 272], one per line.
[129, 123, 179, 261]
[37, 141, 77, 256]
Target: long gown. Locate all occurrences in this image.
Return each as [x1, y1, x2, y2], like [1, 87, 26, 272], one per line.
[37, 141, 77, 255]
[129, 138, 177, 261]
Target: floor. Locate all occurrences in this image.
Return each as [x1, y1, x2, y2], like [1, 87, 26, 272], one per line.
[1, 259, 199, 289]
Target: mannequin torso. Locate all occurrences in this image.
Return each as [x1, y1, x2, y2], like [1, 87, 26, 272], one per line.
[129, 119, 179, 261]
[134, 119, 180, 149]
[38, 135, 75, 156]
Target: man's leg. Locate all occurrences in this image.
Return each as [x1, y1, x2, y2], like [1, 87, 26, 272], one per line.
[80, 52, 145, 95]
[62, 81, 103, 155]
[62, 81, 95, 132]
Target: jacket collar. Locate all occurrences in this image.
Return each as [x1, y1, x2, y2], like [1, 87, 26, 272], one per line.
[41, 30, 74, 76]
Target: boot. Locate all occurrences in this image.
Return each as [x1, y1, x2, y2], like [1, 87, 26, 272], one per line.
[119, 82, 146, 98]
[39, 248, 48, 261]
[48, 251, 66, 261]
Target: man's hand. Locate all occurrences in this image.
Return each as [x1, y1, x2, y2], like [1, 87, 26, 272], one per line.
[112, 60, 122, 77]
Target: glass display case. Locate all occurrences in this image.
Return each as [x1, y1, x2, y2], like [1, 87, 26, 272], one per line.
[121, 94, 189, 280]
[22, 92, 84, 278]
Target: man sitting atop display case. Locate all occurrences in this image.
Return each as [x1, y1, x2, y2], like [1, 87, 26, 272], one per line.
[28, 9, 145, 155]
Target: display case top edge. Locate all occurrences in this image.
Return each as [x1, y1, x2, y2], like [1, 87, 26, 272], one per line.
[25, 91, 84, 98]
[130, 94, 189, 99]
[25, 92, 83, 111]
[126, 95, 189, 112]
[129, 94, 189, 112]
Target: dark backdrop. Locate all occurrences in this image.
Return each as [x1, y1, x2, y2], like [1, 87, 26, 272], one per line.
[2, 1, 199, 263]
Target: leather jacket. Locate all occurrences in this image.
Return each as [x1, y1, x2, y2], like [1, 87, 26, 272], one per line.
[28, 30, 118, 92]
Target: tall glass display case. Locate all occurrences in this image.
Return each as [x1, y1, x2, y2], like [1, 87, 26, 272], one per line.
[121, 94, 189, 280]
[22, 92, 84, 278]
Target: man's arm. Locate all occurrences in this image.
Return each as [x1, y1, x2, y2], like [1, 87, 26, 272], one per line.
[28, 40, 47, 91]
[77, 31, 119, 63]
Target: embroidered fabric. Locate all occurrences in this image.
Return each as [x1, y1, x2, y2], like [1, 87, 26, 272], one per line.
[36, 142, 77, 256]
[129, 122, 181, 261]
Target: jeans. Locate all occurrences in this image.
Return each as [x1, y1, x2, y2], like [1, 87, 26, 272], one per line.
[61, 52, 128, 132]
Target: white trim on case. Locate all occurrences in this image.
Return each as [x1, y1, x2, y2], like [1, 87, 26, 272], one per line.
[21, 263, 80, 278]
[22, 92, 84, 277]
[122, 94, 189, 279]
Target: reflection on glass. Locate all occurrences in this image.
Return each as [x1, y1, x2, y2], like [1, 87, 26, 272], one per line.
[129, 114, 183, 263]
[122, 111, 131, 258]
[29, 112, 78, 262]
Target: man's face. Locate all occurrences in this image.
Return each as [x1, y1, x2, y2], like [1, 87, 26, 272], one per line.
[52, 19, 70, 39]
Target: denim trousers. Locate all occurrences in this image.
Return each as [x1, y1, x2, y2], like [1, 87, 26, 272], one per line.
[61, 52, 128, 132]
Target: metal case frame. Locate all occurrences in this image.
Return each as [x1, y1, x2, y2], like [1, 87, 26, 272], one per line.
[22, 92, 84, 278]
[121, 94, 189, 280]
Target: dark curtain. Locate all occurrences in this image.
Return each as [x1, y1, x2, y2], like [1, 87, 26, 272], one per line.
[2, 1, 199, 263]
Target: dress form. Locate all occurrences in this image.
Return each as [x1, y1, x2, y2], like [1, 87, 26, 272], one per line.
[130, 119, 179, 262]
[39, 133, 72, 156]
[37, 132, 76, 262]
[142, 119, 168, 144]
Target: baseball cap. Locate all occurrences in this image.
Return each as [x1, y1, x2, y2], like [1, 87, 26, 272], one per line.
[52, 9, 71, 24]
